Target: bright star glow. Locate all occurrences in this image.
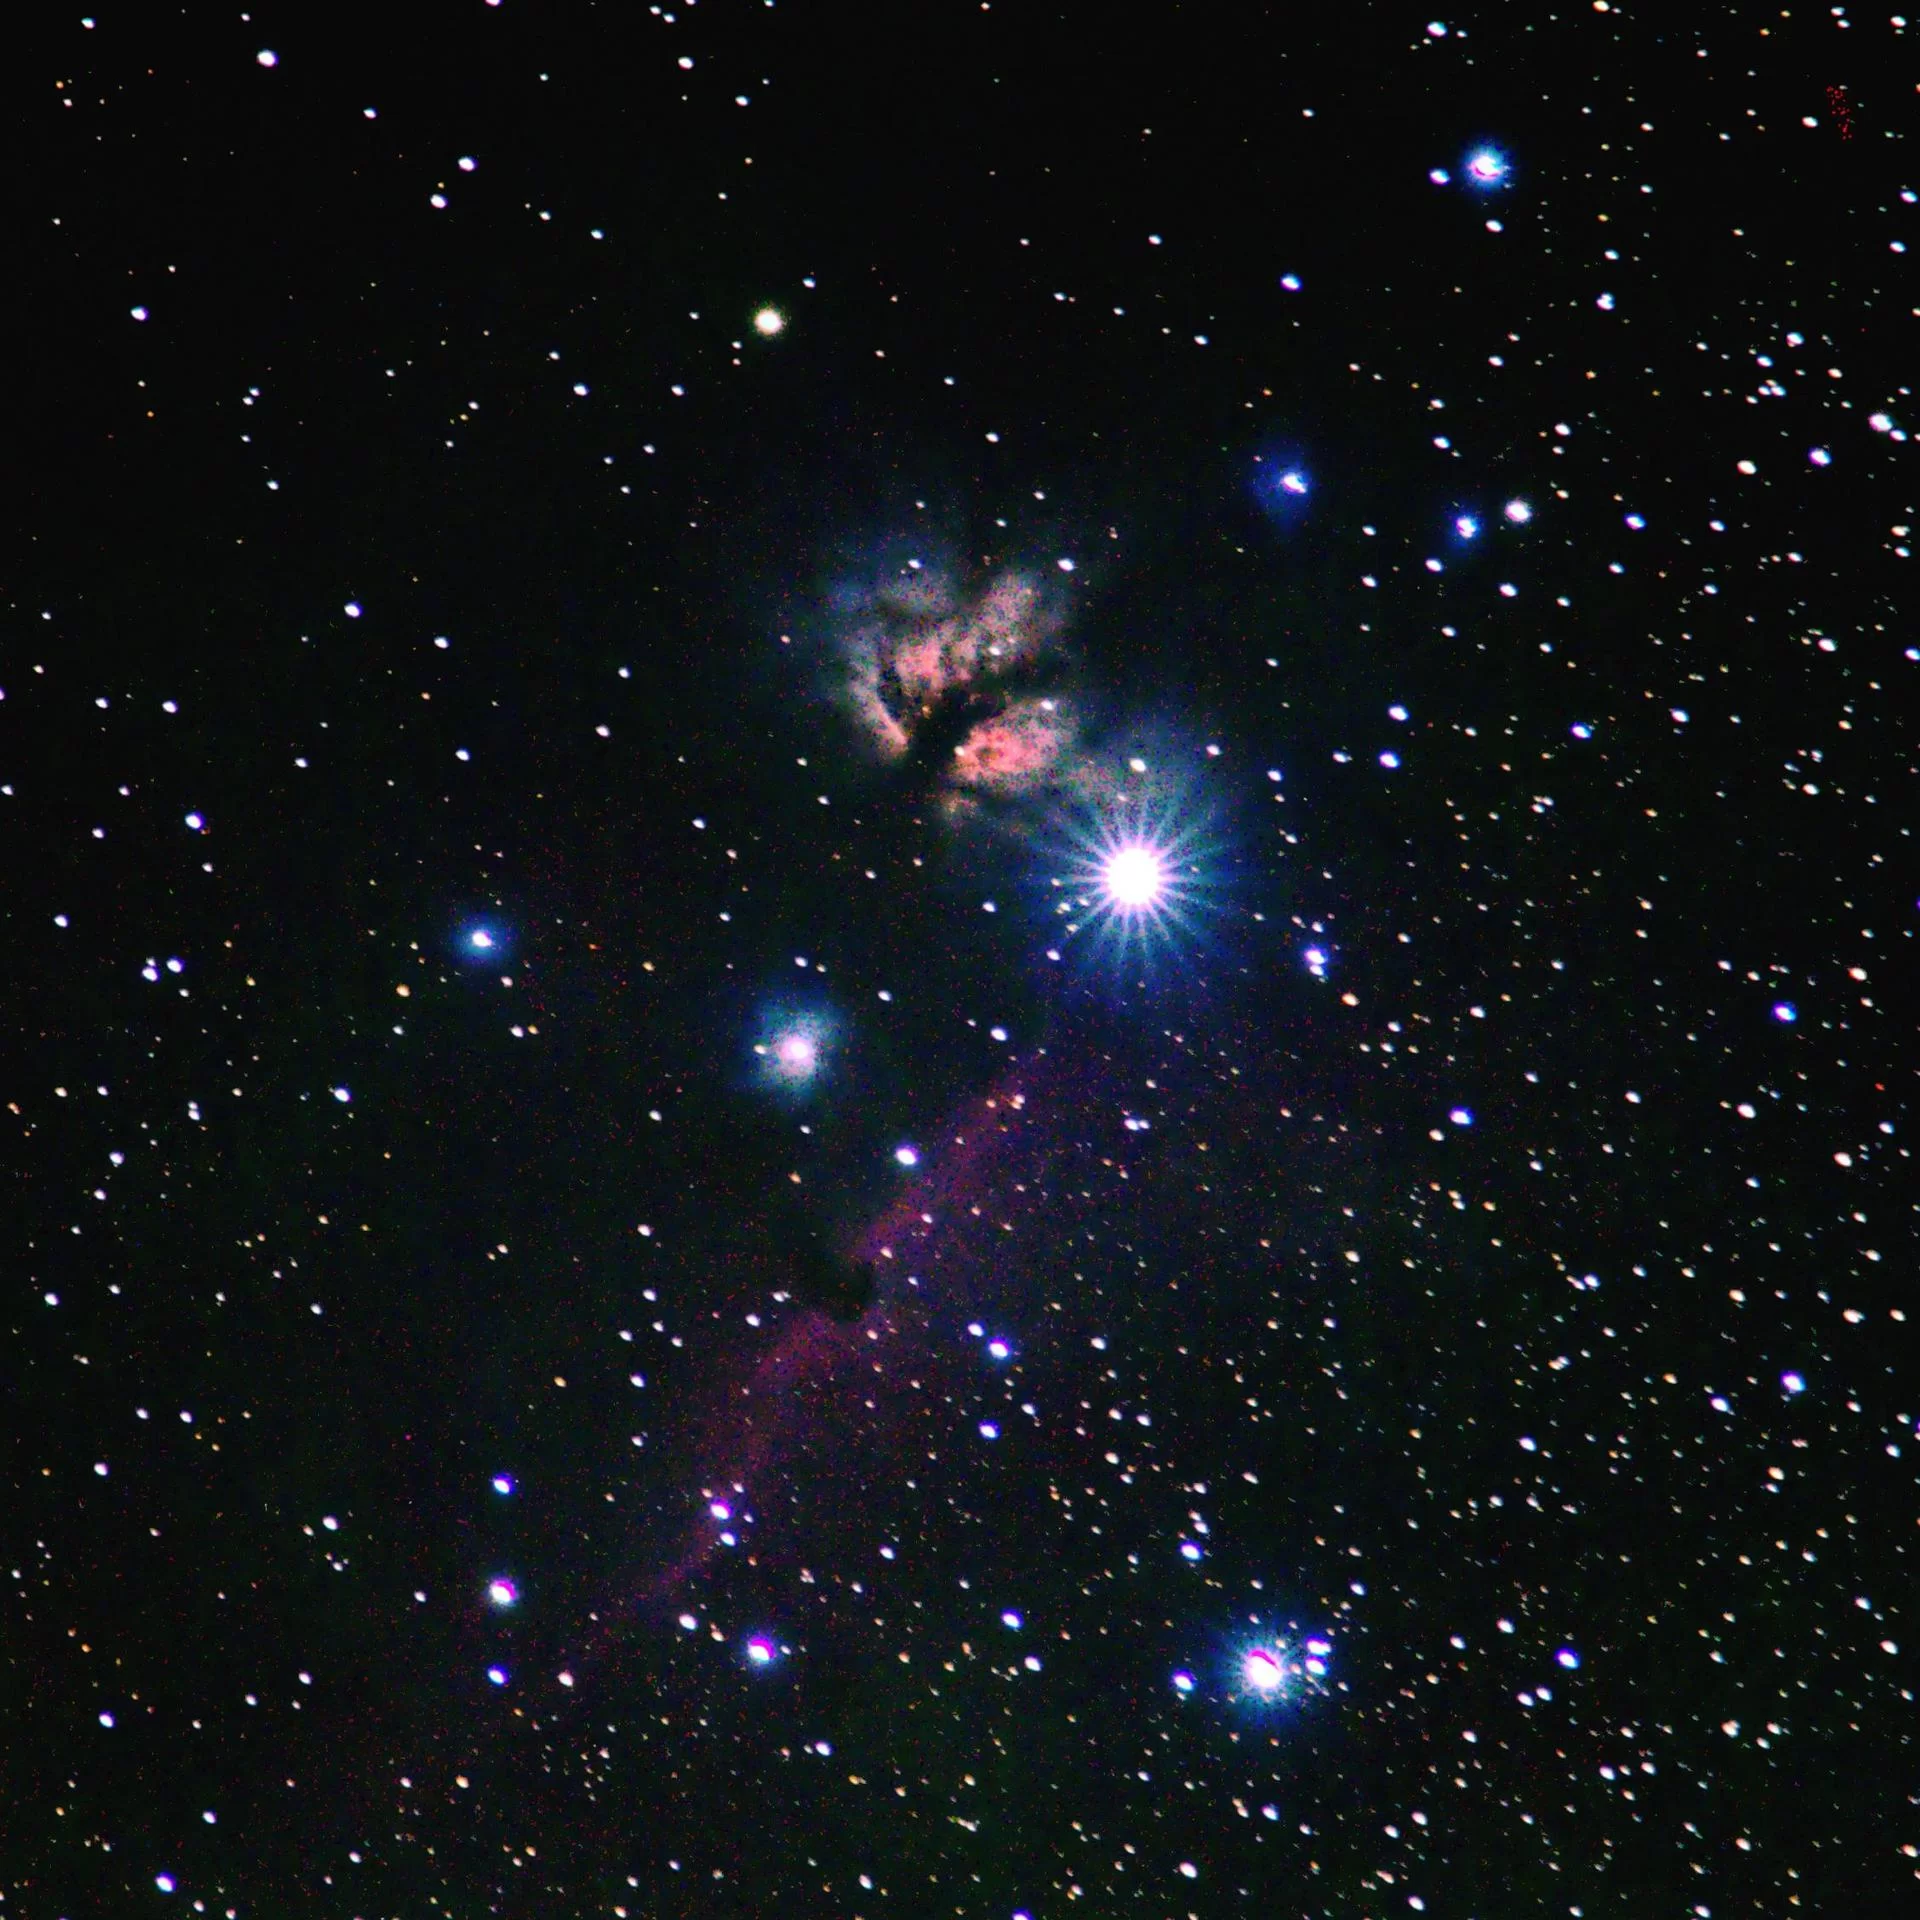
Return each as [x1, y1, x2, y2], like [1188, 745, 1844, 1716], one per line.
[487, 1665, 508, 1686]
[1773, 1002, 1798, 1023]
[491, 1474, 514, 1495]
[745, 1635, 776, 1665]
[754, 1009, 832, 1093]
[1172, 1670, 1196, 1693]
[1253, 453, 1314, 523]
[1052, 782, 1217, 981]
[753, 308, 785, 336]
[771, 1030, 819, 1084]
[487, 1578, 518, 1607]
[1455, 514, 1479, 539]
[469, 929, 494, 951]
[1103, 843, 1165, 908]
[1449, 1107, 1474, 1126]
[1782, 1371, 1806, 1394]
[1556, 1647, 1581, 1669]
[1465, 145, 1510, 184]
[1242, 1647, 1285, 1694]
[895, 1144, 920, 1167]
[1504, 497, 1532, 523]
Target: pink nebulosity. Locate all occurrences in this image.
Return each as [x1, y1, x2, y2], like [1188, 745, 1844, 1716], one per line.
[837, 568, 1079, 803]
[630, 1062, 1058, 1626]
[639, 1304, 870, 1606]
[512, 1048, 1089, 1721]
[964, 573, 1056, 670]
[878, 573, 1055, 715]
[948, 697, 1074, 793]
[850, 1067, 1045, 1272]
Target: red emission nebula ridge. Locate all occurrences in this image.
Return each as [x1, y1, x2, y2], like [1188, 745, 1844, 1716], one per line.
[604, 1057, 1067, 1655]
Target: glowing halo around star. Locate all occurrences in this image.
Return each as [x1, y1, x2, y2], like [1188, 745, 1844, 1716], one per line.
[1464, 144, 1512, 187]
[1082, 825, 1187, 949]
[458, 920, 510, 962]
[752, 1009, 833, 1093]
[1102, 842, 1166, 909]
[1251, 449, 1315, 525]
[1241, 1645, 1286, 1696]
[1226, 1632, 1334, 1710]
[1047, 779, 1218, 980]
[772, 1029, 819, 1079]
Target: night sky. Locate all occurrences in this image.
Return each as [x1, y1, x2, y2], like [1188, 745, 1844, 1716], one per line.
[6, 4, 1918, 1916]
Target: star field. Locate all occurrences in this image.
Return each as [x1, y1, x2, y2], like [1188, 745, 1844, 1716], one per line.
[5, 4, 1919, 1918]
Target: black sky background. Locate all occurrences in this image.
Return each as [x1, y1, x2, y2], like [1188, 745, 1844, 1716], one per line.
[6, 4, 1918, 1916]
